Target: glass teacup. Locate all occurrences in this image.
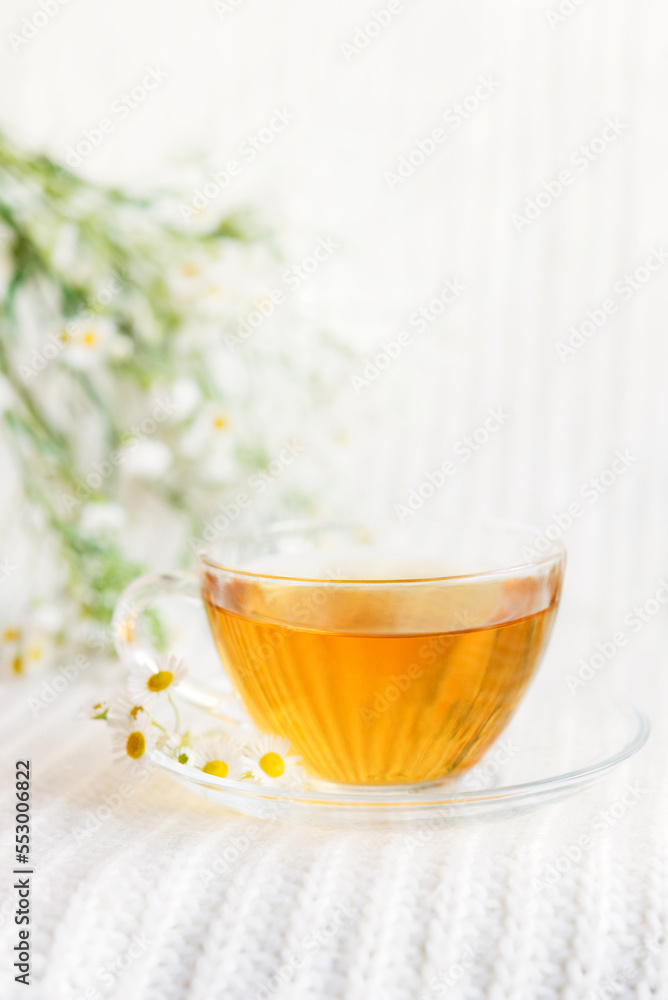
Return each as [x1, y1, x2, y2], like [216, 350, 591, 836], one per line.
[113, 518, 565, 786]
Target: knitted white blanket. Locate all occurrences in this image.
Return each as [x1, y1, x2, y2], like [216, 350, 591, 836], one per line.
[0, 662, 666, 1000]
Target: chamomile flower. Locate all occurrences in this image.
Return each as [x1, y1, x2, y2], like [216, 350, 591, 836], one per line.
[107, 692, 151, 729]
[0, 625, 22, 676]
[164, 735, 201, 768]
[208, 407, 229, 433]
[178, 403, 235, 479]
[82, 698, 110, 720]
[241, 735, 304, 788]
[195, 735, 245, 781]
[127, 655, 187, 707]
[62, 317, 118, 370]
[111, 713, 157, 771]
[170, 254, 231, 315]
[1, 624, 55, 678]
[24, 629, 53, 670]
[170, 257, 207, 300]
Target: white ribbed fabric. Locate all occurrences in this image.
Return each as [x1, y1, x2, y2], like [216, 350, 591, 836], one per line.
[1, 660, 666, 1000]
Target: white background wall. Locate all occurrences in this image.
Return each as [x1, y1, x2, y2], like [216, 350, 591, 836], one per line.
[2, 0, 668, 674]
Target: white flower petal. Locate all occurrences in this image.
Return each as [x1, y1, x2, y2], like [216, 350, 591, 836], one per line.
[120, 440, 172, 480]
[169, 379, 202, 419]
[80, 502, 127, 535]
[30, 604, 63, 634]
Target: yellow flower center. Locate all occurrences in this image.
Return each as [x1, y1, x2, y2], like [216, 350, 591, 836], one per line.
[203, 760, 228, 778]
[126, 731, 146, 759]
[3, 628, 20, 642]
[82, 331, 98, 347]
[177, 752, 190, 765]
[26, 645, 43, 660]
[147, 670, 173, 692]
[58, 330, 70, 344]
[11, 655, 22, 674]
[183, 262, 199, 277]
[260, 752, 285, 778]
[212, 415, 227, 430]
[129, 705, 144, 719]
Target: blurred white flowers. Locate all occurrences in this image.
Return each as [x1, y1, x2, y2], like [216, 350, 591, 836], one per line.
[120, 440, 173, 480]
[168, 378, 202, 420]
[61, 317, 128, 370]
[0, 131, 347, 652]
[79, 502, 127, 536]
[179, 402, 236, 480]
[170, 257, 231, 318]
[0, 616, 59, 678]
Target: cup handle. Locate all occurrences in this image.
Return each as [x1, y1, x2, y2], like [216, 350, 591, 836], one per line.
[112, 570, 238, 717]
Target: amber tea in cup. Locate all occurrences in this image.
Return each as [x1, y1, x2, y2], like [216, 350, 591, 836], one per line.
[197, 520, 564, 785]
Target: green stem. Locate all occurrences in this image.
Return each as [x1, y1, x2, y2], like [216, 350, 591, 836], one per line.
[168, 694, 180, 734]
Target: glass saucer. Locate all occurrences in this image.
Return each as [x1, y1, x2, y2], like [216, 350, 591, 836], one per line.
[152, 693, 649, 825]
